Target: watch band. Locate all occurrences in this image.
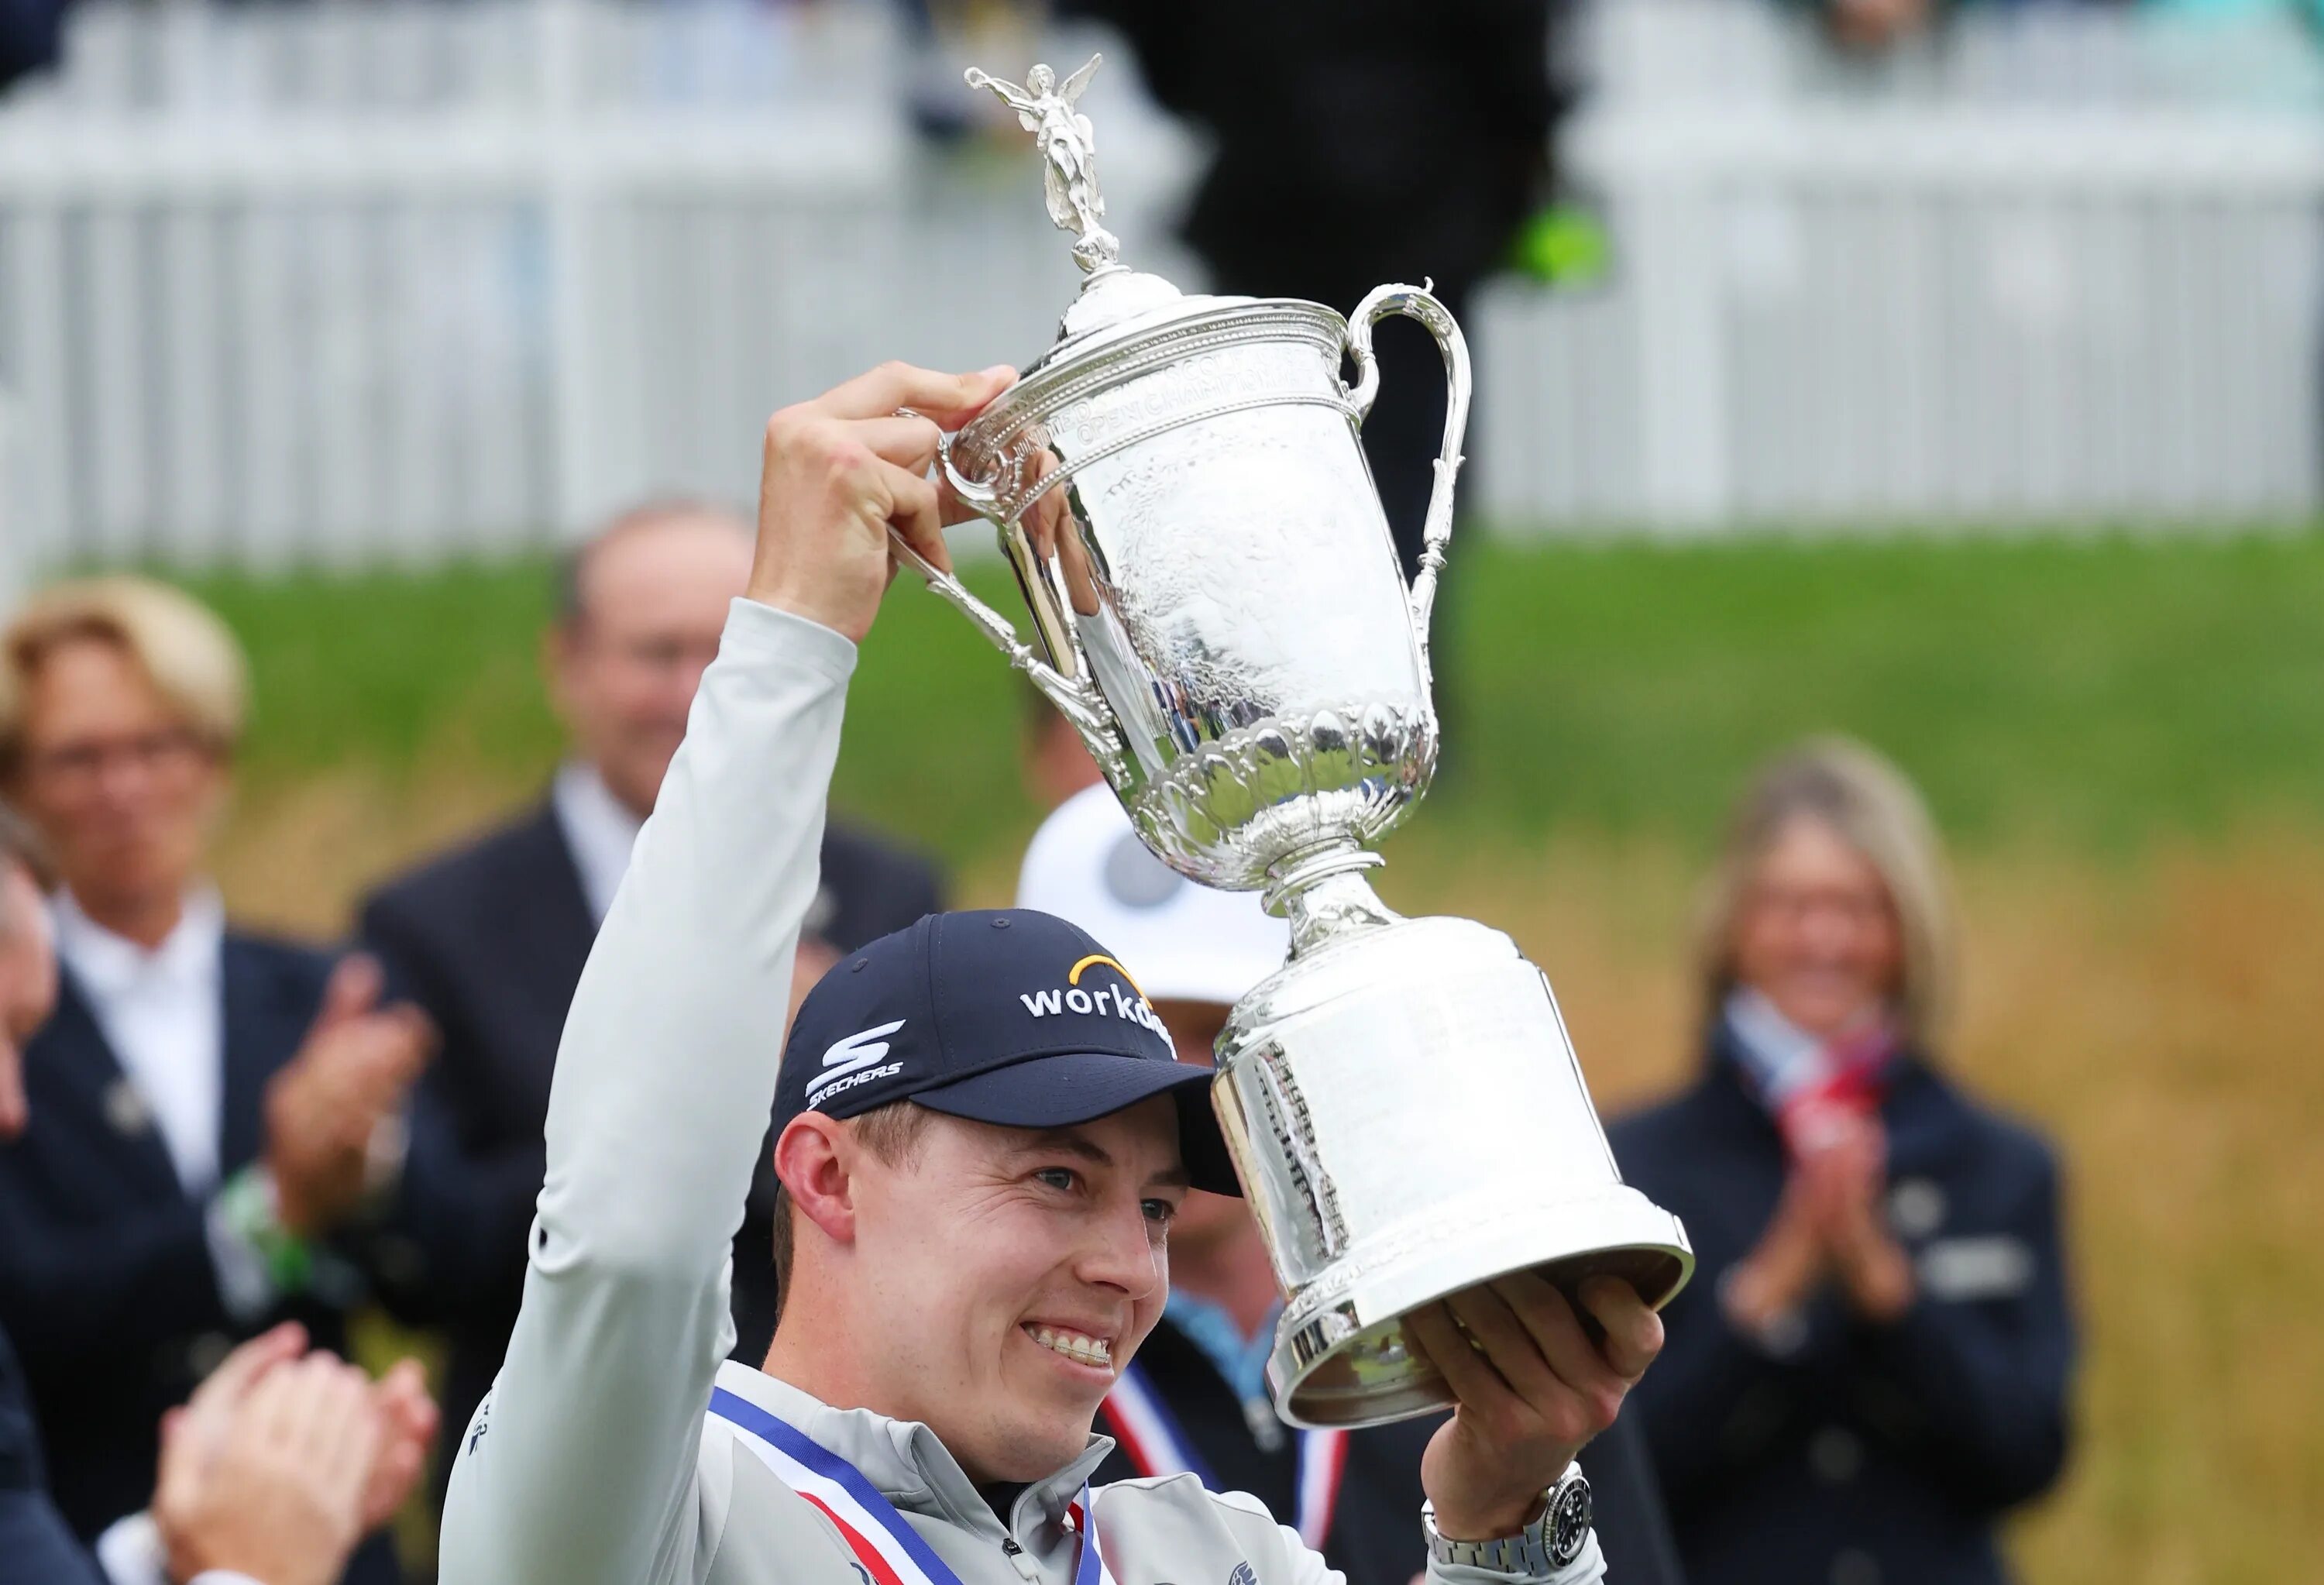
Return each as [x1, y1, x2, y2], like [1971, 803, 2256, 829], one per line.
[1422, 1465, 1593, 1575]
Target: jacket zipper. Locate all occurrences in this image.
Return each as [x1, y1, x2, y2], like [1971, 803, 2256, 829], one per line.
[1000, 1537, 1043, 1583]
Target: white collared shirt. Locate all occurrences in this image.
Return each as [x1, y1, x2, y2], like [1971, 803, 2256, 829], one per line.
[555, 756, 838, 939]
[95, 1511, 264, 1585]
[552, 762, 645, 927]
[51, 886, 228, 1195]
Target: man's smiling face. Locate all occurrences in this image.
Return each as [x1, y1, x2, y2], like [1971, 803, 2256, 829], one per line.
[847, 1098, 1187, 1484]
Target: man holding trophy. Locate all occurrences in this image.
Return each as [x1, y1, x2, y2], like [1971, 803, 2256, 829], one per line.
[442, 60, 1688, 1585]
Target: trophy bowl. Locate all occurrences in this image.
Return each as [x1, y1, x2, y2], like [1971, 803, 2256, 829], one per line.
[944, 289, 1442, 894]
[899, 55, 1694, 1429]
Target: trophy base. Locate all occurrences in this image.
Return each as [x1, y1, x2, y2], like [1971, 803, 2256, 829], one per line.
[1211, 907, 1696, 1431]
[1267, 1185, 1693, 1429]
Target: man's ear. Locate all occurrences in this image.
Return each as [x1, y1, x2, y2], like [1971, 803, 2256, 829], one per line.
[540, 620, 583, 730]
[773, 1114, 858, 1247]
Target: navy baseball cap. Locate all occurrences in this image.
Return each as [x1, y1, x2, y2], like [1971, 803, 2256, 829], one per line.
[775, 909, 1241, 1195]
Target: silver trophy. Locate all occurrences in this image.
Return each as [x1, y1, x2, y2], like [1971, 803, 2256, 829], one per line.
[899, 57, 1693, 1429]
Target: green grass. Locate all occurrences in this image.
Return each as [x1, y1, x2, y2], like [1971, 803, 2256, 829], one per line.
[184, 528, 2324, 872]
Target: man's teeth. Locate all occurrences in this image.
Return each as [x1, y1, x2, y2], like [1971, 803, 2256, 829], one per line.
[1030, 1327, 1113, 1367]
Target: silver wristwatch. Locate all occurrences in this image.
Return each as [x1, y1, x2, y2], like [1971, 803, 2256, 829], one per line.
[1422, 1465, 1593, 1575]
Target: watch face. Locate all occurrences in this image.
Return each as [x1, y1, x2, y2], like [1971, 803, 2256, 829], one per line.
[1549, 1477, 1593, 1569]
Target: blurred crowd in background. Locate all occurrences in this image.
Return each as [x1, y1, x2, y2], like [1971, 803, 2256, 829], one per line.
[6, 0, 2324, 95]
[0, 524, 2076, 1585]
[0, 1, 2315, 1584]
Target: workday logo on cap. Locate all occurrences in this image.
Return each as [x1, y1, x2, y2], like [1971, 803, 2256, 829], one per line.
[1017, 954, 1168, 1040]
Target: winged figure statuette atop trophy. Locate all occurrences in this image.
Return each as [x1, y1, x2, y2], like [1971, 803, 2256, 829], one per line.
[897, 54, 1697, 1430]
[965, 55, 1119, 273]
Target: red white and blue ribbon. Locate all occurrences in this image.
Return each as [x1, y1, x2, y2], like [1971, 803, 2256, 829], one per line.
[1291, 1419, 1349, 1552]
[1098, 1361, 1218, 1488]
[709, 1387, 1118, 1585]
[1100, 1363, 1347, 1550]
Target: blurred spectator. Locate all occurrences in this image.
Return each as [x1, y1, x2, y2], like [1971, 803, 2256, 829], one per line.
[0, 804, 436, 1585]
[1019, 783, 1688, 1585]
[357, 500, 942, 1505]
[0, 802, 53, 1137]
[1022, 686, 1103, 810]
[0, 798, 90, 1583]
[1609, 739, 2075, 1585]
[1064, 0, 1569, 584]
[1803, 0, 1936, 54]
[2139, 0, 2324, 29]
[0, 580, 430, 1583]
[0, 0, 69, 93]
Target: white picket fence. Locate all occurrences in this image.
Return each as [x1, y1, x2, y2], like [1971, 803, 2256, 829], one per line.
[0, 0, 2319, 576]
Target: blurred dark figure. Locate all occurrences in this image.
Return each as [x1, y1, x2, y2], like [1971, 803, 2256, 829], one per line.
[1794, 0, 1934, 53]
[0, 801, 88, 1584]
[359, 501, 944, 1509]
[1064, 0, 1572, 582]
[1022, 685, 1104, 811]
[1610, 740, 2075, 1585]
[0, 582, 428, 1585]
[0, 0, 68, 92]
[4, 821, 437, 1585]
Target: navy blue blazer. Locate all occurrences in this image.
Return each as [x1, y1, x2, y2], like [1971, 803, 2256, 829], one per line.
[1608, 1040, 2075, 1585]
[0, 0, 68, 93]
[0, 1321, 103, 1585]
[358, 799, 944, 1504]
[0, 933, 400, 1585]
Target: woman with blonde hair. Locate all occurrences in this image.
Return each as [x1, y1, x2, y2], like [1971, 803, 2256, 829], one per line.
[1609, 737, 2075, 1585]
[0, 577, 432, 1582]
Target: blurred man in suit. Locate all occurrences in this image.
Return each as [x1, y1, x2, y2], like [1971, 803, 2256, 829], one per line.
[359, 501, 944, 1502]
[0, 0, 70, 92]
[1022, 691, 1102, 813]
[0, 800, 86, 1582]
[1061, 0, 1568, 585]
[0, 581, 430, 1584]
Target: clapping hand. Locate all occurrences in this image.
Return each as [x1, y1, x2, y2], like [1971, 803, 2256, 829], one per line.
[358, 1358, 439, 1532]
[154, 1325, 438, 1585]
[265, 955, 435, 1236]
[1728, 1109, 1915, 1332]
[1796, 1116, 1914, 1320]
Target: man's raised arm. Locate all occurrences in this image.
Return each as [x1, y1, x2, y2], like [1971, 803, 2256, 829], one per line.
[438, 363, 1014, 1585]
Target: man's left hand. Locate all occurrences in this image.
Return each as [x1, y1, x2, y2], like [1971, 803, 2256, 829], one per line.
[1409, 1274, 1663, 1542]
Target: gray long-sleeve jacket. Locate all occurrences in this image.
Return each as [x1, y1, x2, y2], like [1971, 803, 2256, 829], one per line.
[437, 598, 1608, 1585]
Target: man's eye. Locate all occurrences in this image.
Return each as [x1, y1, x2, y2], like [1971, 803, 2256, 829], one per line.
[1142, 1199, 1177, 1226]
[1034, 1167, 1079, 1193]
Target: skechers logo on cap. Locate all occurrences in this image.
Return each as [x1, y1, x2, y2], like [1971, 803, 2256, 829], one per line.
[1019, 954, 1167, 1040]
[807, 1019, 906, 1107]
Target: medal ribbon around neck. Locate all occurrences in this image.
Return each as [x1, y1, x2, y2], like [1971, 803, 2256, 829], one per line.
[1102, 1363, 1348, 1549]
[710, 1387, 1118, 1585]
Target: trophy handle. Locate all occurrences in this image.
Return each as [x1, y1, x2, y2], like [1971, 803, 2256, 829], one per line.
[1343, 283, 1471, 697]
[887, 404, 1121, 759]
[884, 528, 1118, 749]
[932, 427, 1003, 513]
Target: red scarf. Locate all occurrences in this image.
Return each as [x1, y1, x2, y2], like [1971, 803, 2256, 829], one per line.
[1723, 989, 1899, 1160]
